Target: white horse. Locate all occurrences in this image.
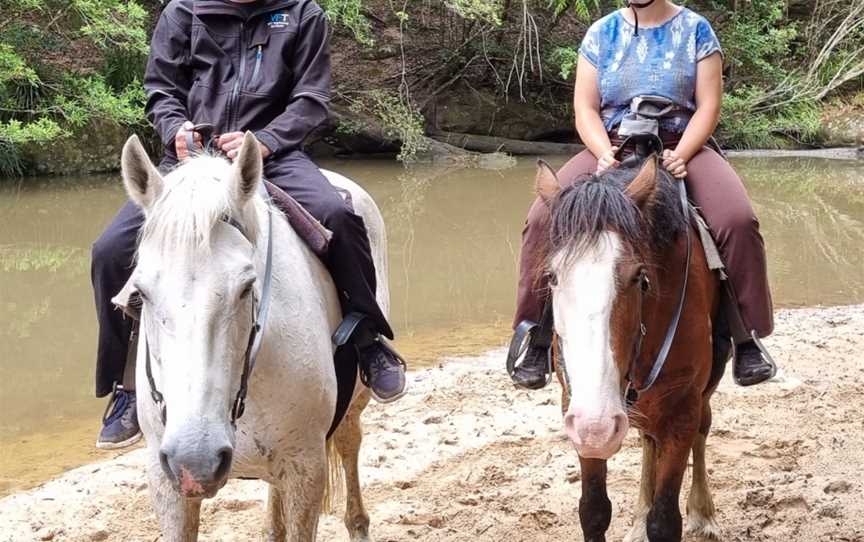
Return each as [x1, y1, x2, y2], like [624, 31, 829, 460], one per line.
[119, 132, 381, 541]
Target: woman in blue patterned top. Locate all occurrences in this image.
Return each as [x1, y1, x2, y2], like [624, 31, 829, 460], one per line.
[510, 0, 776, 390]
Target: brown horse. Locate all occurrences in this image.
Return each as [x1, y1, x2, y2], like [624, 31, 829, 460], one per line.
[535, 156, 730, 542]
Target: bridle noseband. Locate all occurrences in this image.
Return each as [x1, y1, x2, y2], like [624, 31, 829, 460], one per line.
[143, 181, 275, 427]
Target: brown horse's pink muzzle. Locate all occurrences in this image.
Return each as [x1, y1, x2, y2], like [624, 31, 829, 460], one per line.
[564, 408, 629, 459]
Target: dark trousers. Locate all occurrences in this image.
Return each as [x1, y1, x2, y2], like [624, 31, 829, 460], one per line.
[514, 146, 774, 340]
[91, 150, 391, 397]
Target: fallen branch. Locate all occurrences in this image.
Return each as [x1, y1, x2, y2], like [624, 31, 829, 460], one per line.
[429, 130, 584, 155]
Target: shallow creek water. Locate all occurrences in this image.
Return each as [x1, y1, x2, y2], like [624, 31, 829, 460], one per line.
[1, 155, 862, 495]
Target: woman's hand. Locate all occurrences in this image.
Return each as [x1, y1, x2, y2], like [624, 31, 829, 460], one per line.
[596, 146, 620, 173]
[662, 149, 688, 178]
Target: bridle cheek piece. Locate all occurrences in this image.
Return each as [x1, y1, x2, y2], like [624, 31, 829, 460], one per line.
[144, 182, 275, 428]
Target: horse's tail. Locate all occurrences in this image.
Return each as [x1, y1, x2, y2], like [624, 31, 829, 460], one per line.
[321, 437, 344, 514]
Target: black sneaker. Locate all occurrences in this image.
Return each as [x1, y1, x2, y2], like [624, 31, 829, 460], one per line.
[96, 386, 142, 449]
[734, 340, 777, 386]
[511, 345, 552, 390]
[359, 339, 407, 404]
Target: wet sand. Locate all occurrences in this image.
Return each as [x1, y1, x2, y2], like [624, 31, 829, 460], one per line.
[1, 305, 862, 541]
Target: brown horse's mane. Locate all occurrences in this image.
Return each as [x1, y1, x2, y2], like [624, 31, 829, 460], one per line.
[548, 162, 688, 264]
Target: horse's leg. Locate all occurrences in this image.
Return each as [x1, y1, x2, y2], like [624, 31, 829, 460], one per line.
[578, 457, 612, 542]
[279, 443, 328, 542]
[623, 432, 657, 542]
[685, 401, 722, 540]
[333, 391, 373, 542]
[267, 485, 288, 542]
[646, 423, 698, 542]
[147, 457, 201, 542]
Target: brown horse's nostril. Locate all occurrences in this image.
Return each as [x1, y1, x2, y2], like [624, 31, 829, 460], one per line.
[213, 447, 233, 481]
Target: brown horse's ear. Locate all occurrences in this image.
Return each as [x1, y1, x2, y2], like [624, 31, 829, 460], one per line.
[535, 159, 561, 202]
[624, 155, 658, 210]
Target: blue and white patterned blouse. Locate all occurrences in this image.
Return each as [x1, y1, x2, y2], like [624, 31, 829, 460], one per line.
[579, 7, 722, 133]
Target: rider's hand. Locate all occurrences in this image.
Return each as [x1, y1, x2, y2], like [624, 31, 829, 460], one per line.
[174, 121, 201, 162]
[596, 146, 620, 173]
[662, 149, 688, 178]
[217, 131, 272, 161]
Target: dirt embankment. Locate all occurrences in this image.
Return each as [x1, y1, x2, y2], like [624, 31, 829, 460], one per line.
[2, 305, 863, 542]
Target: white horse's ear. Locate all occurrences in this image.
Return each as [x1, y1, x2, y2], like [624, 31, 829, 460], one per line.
[229, 131, 263, 207]
[625, 155, 658, 210]
[121, 135, 163, 212]
[535, 159, 561, 202]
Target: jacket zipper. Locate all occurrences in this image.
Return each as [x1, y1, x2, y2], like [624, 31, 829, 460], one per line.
[228, 21, 246, 132]
[251, 45, 262, 84]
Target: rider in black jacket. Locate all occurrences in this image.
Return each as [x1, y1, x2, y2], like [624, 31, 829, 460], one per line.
[92, 0, 406, 449]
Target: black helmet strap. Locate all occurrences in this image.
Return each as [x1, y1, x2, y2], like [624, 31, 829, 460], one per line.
[627, 0, 657, 36]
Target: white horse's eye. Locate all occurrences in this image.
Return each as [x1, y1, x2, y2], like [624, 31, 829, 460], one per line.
[548, 274, 559, 288]
[239, 282, 254, 300]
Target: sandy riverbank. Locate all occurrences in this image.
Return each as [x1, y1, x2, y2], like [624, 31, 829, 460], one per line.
[1, 305, 863, 542]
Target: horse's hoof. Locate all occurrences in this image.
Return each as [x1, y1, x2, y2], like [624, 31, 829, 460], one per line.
[685, 514, 722, 540]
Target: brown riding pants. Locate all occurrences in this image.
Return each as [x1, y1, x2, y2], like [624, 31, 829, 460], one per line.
[513, 146, 774, 339]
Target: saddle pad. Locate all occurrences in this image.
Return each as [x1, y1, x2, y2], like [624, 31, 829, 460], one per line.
[264, 181, 332, 258]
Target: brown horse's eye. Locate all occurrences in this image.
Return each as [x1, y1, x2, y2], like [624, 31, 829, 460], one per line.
[629, 266, 649, 289]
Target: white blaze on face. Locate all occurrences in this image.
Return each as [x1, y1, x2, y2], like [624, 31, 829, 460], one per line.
[552, 231, 629, 459]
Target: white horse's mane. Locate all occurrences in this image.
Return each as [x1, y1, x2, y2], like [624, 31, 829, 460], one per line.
[140, 154, 265, 257]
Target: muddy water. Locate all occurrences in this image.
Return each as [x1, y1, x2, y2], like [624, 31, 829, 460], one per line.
[1, 156, 862, 495]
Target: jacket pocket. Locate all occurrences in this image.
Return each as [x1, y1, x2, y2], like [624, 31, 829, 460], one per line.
[251, 45, 263, 84]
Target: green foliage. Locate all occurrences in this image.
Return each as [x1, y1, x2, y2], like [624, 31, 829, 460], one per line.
[52, 76, 146, 128]
[73, 0, 150, 54]
[548, 46, 579, 80]
[0, 118, 66, 176]
[718, 88, 822, 149]
[717, 0, 797, 88]
[445, 0, 503, 25]
[548, 0, 599, 20]
[349, 90, 428, 162]
[0, 0, 149, 176]
[319, 0, 374, 46]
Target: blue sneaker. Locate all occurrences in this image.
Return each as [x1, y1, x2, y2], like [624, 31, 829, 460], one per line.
[96, 386, 142, 450]
[359, 339, 407, 403]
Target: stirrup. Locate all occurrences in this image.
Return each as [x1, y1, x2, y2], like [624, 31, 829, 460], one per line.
[506, 319, 539, 378]
[333, 312, 407, 387]
[507, 300, 555, 388]
[733, 330, 778, 386]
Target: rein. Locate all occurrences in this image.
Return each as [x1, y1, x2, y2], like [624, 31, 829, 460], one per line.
[623, 175, 691, 406]
[143, 177, 275, 427]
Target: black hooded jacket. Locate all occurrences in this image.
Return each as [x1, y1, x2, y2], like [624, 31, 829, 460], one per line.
[144, 0, 331, 158]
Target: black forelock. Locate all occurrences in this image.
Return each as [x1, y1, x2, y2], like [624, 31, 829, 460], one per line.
[548, 161, 688, 262]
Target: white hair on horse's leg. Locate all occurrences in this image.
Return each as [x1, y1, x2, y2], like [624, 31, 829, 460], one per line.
[686, 433, 722, 540]
[624, 432, 656, 542]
